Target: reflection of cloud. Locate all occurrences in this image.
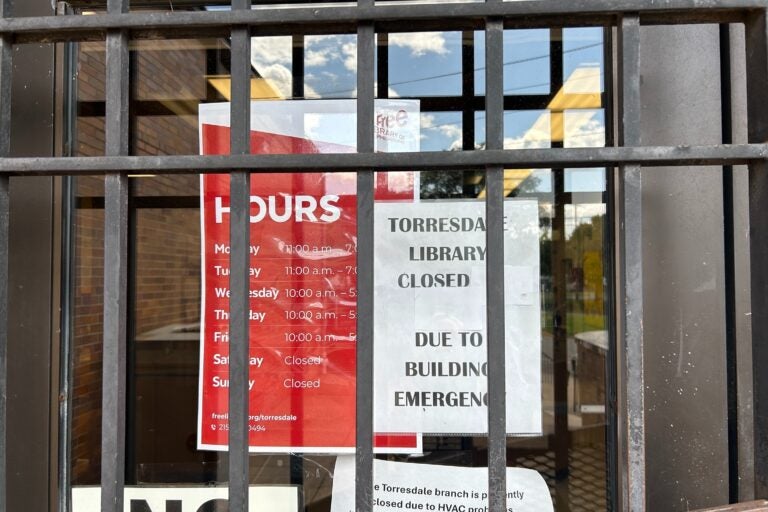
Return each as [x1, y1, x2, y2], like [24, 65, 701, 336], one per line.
[389, 32, 448, 57]
[562, 66, 601, 94]
[421, 113, 436, 129]
[251, 36, 293, 98]
[505, 114, 551, 149]
[422, 113, 463, 150]
[564, 113, 605, 148]
[305, 48, 331, 67]
[372, 83, 400, 98]
[251, 36, 292, 67]
[303, 113, 322, 140]
[256, 63, 319, 99]
[439, 123, 461, 140]
[249, 35, 359, 97]
[257, 63, 292, 98]
[341, 42, 357, 71]
[302, 83, 321, 99]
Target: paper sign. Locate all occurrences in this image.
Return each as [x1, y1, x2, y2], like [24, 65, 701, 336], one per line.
[72, 486, 298, 512]
[373, 200, 542, 435]
[197, 100, 422, 453]
[330, 457, 554, 512]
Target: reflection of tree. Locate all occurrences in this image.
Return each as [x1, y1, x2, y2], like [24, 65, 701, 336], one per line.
[507, 172, 542, 197]
[540, 233, 552, 279]
[567, 214, 604, 315]
[420, 170, 467, 199]
[419, 168, 542, 199]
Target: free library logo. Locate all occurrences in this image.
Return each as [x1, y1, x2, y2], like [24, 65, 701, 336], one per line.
[376, 108, 414, 143]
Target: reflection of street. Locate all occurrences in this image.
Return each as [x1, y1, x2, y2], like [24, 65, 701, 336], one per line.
[538, 330, 606, 435]
[531, 328, 607, 511]
[539, 330, 607, 432]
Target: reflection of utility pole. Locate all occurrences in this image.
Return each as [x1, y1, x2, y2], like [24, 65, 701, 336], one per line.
[550, 27, 571, 512]
[289, 33, 305, 493]
[553, 169, 570, 512]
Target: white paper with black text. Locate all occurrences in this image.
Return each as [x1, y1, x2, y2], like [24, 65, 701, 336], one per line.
[330, 457, 553, 512]
[373, 200, 542, 435]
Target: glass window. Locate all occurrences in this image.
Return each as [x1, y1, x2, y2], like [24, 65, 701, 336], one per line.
[66, 6, 611, 510]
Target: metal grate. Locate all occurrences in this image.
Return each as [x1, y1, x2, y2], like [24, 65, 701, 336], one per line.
[1, 1, 768, 511]
[511, 446, 608, 511]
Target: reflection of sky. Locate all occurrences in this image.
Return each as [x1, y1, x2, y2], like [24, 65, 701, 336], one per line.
[241, 23, 605, 191]
[388, 32, 462, 97]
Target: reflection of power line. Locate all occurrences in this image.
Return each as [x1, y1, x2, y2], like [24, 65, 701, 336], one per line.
[505, 71, 603, 93]
[428, 112, 605, 133]
[424, 120, 606, 148]
[310, 41, 603, 96]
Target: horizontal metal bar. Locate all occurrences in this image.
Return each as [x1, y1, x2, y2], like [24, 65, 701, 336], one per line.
[76, 95, 554, 117]
[0, 145, 766, 175]
[0, 0, 760, 42]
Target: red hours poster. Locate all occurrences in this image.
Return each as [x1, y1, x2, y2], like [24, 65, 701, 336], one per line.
[197, 100, 420, 453]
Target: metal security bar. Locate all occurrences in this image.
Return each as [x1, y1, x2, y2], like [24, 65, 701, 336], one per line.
[745, 9, 768, 500]
[484, 9, 507, 512]
[1, 1, 768, 511]
[356, 0, 376, 506]
[228, 0, 252, 509]
[100, 0, 130, 510]
[617, 14, 644, 512]
[0, 3, 9, 512]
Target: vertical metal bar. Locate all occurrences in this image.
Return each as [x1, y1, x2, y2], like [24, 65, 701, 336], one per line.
[485, 12, 507, 512]
[719, 22, 740, 505]
[617, 15, 645, 512]
[229, 0, 251, 510]
[461, 30, 475, 152]
[549, 27, 572, 512]
[101, 174, 129, 512]
[601, 23, 620, 512]
[289, 34, 303, 491]
[0, 182, 6, 512]
[0, 3, 9, 509]
[292, 34, 304, 99]
[101, 0, 130, 510]
[552, 177, 570, 512]
[745, 8, 768, 499]
[125, 179, 138, 485]
[59, 177, 76, 512]
[377, 33, 388, 99]
[356, 0, 375, 508]
[58, 23, 78, 510]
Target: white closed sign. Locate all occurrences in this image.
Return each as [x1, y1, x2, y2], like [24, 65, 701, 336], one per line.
[72, 485, 298, 512]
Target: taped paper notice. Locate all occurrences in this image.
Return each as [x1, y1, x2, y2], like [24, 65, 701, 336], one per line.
[373, 200, 542, 435]
[330, 457, 553, 512]
[197, 100, 422, 453]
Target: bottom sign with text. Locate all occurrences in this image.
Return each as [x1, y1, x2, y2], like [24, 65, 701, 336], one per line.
[331, 457, 553, 512]
[72, 485, 298, 512]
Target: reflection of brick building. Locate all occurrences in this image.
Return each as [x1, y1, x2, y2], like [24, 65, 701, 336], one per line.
[72, 40, 208, 484]
[71, 38, 107, 481]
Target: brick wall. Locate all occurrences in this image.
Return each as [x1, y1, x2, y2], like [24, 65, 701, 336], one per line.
[72, 39, 209, 484]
